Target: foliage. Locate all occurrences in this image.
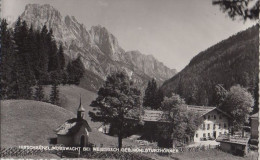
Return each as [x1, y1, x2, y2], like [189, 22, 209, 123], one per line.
[1, 19, 19, 99]
[143, 78, 164, 110]
[89, 71, 142, 149]
[220, 85, 254, 130]
[67, 56, 85, 85]
[161, 25, 259, 109]
[212, 0, 259, 21]
[213, 84, 228, 106]
[1, 18, 83, 101]
[49, 72, 61, 105]
[50, 83, 60, 105]
[34, 81, 44, 101]
[159, 93, 201, 147]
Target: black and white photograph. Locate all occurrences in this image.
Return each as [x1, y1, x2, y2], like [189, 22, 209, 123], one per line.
[0, 0, 259, 159]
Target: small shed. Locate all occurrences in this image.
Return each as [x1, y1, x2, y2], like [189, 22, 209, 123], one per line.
[216, 134, 249, 156]
[55, 98, 91, 147]
[250, 112, 259, 139]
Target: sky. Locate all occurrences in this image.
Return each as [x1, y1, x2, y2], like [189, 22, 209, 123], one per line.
[2, 0, 257, 71]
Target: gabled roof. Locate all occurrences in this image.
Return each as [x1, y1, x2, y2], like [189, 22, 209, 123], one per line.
[55, 118, 91, 136]
[216, 135, 249, 145]
[186, 105, 215, 117]
[142, 105, 231, 123]
[142, 110, 169, 122]
[186, 105, 232, 118]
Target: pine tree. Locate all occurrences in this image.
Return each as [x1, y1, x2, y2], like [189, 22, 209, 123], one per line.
[50, 82, 59, 105]
[143, 78, 161, 109]
[1, 19, 18, 99]
[57, 44, 65, 70]
[34, 81, 44, 101]
[13, 19, 33, 99]
[66, 57, 85, 85]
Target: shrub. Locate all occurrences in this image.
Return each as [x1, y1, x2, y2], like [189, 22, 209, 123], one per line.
[249, 139, 259, 145]
[249, 144, 258, 151]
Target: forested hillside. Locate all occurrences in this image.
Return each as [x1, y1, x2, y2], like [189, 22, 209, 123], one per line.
[161, 25, 259, 108]
[1, 18, 85, 100]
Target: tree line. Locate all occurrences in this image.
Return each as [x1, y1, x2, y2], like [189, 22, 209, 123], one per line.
[1, 18, 85, 104]
[161, 25, 259, 114]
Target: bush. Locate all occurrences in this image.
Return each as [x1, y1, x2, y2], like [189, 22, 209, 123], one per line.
[249, 139, 259, 145]
[249, 144, 258, 151]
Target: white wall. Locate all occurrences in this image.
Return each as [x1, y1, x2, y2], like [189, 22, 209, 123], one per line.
[194, 109, 230, 142]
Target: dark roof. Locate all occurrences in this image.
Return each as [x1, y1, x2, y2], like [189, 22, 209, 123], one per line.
[142, 105, 231, 122]
[186, 105, 215, 117]
[250, 112, 258, 119]
[187, 105, 232, 118]
[142, 110, 168, 122]
[216, 135, 249, 145]
[55, 118, 91, 136]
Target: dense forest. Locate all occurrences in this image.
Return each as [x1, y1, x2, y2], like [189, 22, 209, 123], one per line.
[1, 18, 85, 101]
[161, 25, 259, 112]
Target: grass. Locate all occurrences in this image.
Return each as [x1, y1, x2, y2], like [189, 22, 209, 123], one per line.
[1, 100, 75, 146]
[2, 85, 258, 159]
[170, 149, 258, 160]
[1, 85, 137, 148]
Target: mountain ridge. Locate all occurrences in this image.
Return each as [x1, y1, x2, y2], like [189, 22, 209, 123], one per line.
[17, 3, 176, 91]
[161, 25, 259, 106]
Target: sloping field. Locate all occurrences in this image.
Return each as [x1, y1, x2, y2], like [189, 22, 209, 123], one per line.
[44, 85, 99, 128]
[0, 100, 75, 146]
[1, 85, 136, 147]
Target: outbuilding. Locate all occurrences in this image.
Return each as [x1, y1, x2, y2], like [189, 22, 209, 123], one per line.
[216, 134, 249, 156]
[250, 112, 259, 139]
[55, 98, 92, 147]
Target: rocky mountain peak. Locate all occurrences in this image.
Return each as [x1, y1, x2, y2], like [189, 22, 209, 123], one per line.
[22, 4, 62, 23]
[90, 25, 125, 61]
[17, 4, 176, 91]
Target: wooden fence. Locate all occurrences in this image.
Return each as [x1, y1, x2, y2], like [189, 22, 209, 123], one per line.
[0, 147, 48, 158]
[176, 144, 220, 153]
[1, 144, 219, 158]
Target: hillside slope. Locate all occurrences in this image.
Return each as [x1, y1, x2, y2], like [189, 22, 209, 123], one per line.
[1, 85, 137, 147]
[0, 100, 75, 146]
[161, 25, 259, 106]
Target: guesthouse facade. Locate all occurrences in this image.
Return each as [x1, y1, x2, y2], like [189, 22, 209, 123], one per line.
[188, 106, 231, 142]
[142, 105, 231, 144]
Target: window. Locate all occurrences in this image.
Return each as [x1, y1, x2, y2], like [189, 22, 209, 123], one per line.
[213, 124, 216, 130]
[203, 115, 206, 120]
[214, 115, 216, 120]
[203, 133, 206, 137]
[208, 115, 210, 120]
[208, 133, 210, 137]
[219, 132, 221, 135]
[207, 124, 210, 130]
[219, 115, 222, 119]
[203, 124, 206, 130]
[196, 134, 198, 138]
[219, 123, 221, 129]
[224, 123, 227, 128]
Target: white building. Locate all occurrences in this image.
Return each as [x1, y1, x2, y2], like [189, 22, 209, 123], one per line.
[187, 106, 231, 142]
[142, 105, 231, 144]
